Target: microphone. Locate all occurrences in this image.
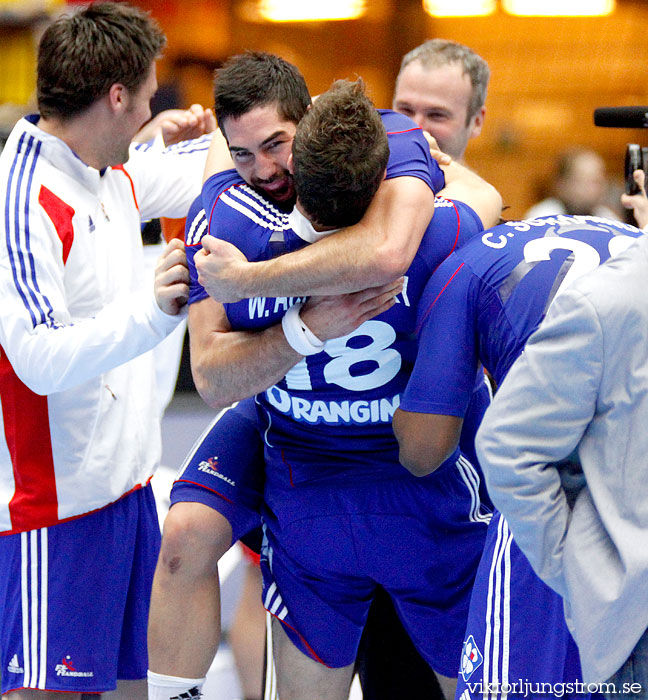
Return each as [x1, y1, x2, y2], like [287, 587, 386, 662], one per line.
[594, 107, 648, 128]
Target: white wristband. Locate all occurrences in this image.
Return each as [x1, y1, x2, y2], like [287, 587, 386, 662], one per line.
[281, 302, 326, 356]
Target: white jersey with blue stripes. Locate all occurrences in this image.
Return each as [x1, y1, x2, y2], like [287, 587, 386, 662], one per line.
[0, 116, 209, 534]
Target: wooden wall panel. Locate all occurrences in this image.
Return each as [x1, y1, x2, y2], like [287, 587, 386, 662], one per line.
[423, 5, 648, 216]
[131, 0, 648, 218]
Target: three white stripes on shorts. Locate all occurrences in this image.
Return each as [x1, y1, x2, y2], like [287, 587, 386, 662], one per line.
[20, 528, 48, 689]
[482, 516, 514, 700]
[456, 455, 492, 525]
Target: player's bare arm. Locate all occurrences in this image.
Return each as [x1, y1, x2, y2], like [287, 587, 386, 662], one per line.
[189, 297, 301, 410]
[423, 130, 501, 229]
[196, 176, 434, 302]
[190, 280, 403, 409]
[202, 126, 234, 183]
[439, 159, 502, 229]
[392, 409, 463, 476]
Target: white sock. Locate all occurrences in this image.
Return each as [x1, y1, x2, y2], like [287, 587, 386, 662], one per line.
[147, 670, 206, 700]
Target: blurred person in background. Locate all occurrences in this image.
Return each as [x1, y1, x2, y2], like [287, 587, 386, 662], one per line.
[525, 147, 620, 220]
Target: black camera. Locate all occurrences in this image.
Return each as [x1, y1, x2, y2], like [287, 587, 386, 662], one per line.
[625, 144, 648, 195]
[593, 107, 648, 196]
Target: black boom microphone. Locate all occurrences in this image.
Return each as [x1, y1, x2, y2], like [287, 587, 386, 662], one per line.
[594, 107, 648, 128]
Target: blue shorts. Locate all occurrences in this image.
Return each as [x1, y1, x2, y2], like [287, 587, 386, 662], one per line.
[260, 454, 491, 676]
[456, 511, 587, 700]
[170, 398, 264, 546]
[0, 485, 160, 695]
[460, 374, 494, 511]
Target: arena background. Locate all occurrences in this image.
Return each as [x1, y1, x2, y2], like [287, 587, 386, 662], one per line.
[3, 0, 646, 219]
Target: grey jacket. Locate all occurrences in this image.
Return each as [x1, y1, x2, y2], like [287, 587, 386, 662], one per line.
[476, 234, 648, 683]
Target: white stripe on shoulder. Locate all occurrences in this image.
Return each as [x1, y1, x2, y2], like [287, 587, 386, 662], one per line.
[166, 134, 213, 154]
[220, 191, 289, 233]
[235, 185, 288, 224]
[221, 185, 289, 228]
[185, 208, 208, 247]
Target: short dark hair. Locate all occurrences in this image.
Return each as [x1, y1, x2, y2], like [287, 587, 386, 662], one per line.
[292, 79, 389, 229]
[397, 39, 490, 125]
[214, 51, 311, 139]
[37, 2, 165, 120]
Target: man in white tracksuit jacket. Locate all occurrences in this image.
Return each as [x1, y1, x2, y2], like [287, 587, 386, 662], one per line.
[0, 4, 209, 698]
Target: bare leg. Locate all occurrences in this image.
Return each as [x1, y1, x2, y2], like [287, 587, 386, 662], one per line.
[229, 561, 266, 700]
[147, 502, 233, 677]
[435, 672, 458, 700]
[271, 618, 354, 700]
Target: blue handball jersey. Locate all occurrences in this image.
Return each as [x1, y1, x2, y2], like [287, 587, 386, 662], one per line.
[198, 110, 444, 270]
[188, 111, 444, 306]
[188, 110, 480, 483]
[401, 215, 646, 418]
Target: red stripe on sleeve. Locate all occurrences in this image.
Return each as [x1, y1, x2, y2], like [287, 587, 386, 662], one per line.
[113, 165, 140, 212]
[385, 127, 423, 135]
[0, 352, 58, 531]
[38, 186, 75, 264]
[415, 262, 465, 336]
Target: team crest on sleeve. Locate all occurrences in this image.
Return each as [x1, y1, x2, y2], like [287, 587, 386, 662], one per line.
[197, 455, 236, 486]
[460, 635, 483, 681]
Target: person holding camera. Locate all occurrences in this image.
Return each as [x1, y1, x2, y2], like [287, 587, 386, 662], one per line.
[622, 168, 648, 229]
